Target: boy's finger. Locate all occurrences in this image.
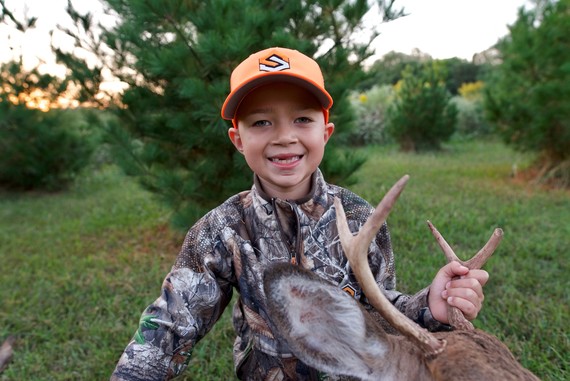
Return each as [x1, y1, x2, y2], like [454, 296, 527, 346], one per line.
[446, 295, 479, 320]
[447, 278, 484, 299]
[459, 269, 490, 287]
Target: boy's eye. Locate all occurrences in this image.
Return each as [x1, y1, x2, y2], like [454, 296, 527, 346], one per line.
[252, 120, 271, 127]
[295, 116, 312, 124]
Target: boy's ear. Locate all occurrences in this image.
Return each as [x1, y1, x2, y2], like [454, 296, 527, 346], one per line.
[228, 127, 243, 153]
[324, 122, 335, 143]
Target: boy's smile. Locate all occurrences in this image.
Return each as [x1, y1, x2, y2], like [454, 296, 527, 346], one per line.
[228, 82, 334, 200]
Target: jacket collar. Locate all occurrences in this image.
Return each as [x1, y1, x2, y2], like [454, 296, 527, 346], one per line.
[252, 169, 325, 205]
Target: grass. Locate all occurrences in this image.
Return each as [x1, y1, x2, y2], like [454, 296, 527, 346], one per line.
[0, 140, 568, 380]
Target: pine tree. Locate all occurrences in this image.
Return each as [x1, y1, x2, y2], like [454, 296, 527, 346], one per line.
[387, 63, 457, 152]
[56, 0, 404, 228]
[484, 0, 570, 187]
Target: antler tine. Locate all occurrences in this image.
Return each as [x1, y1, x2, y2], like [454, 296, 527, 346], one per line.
[426, 220, 476, 329]
[335, 175, 446, 356]
[427, 221, 461, 264]
[336, 175, 410, 260]
[426, 221, 504, 330]
[427, 221, 503, 271]
[465, 228, 503, 269]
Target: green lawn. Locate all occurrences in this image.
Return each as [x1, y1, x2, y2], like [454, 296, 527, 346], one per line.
[0, 140, 568, 380]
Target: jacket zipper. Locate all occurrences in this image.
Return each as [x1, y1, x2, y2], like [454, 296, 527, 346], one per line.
[271, 198, 301, 265]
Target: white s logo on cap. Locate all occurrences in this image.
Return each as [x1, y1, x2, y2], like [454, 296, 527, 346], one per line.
[259, 54, 290, 72]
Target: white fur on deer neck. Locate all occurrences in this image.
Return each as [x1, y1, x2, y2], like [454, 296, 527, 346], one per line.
[265, 264, 434, 380]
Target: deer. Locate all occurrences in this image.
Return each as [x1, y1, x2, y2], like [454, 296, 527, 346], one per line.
[263, 175, 540, 381]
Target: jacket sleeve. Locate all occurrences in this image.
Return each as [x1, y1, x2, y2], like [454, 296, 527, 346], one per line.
[111, 216, 234, 381]
[368, 222, 451, 332]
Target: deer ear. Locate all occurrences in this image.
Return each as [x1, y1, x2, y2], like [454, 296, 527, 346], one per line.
[264, 263, 389, 380]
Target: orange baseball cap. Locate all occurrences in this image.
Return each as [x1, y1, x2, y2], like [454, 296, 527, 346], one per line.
[221, 47, 333, 121]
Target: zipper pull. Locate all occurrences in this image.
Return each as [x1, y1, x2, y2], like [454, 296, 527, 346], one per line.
[290, 250, 297, 265]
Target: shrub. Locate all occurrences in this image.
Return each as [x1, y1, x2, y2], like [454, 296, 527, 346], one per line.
[452, 81, 491, 139]
[349, 85, 394, 146]
[458, 81, 484, 100]
[387, 64, 457, 151]
[0, 105, 96, 191]
[452, 96, 491, 139]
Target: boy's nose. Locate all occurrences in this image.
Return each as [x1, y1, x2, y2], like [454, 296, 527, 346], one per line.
[272, 123, 298, 145]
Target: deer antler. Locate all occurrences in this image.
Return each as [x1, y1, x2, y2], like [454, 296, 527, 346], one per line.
[334, 175, 446, 356]
[427, 221, 503, 330]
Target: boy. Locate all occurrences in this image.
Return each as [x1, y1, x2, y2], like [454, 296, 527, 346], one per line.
[111, 47, 488, 380]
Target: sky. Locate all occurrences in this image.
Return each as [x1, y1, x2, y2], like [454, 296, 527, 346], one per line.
[0, 0, 530, 77]
[0, 0, 109, 76]
[366, 0, 530, 61]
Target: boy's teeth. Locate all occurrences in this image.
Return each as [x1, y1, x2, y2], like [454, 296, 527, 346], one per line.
[271, 156, 300, 163]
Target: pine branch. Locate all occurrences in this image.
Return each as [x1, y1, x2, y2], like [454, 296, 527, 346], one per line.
[1, 1, 37, 34]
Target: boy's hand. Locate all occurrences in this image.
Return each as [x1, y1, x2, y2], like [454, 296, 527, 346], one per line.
[428, 261, 489, 324]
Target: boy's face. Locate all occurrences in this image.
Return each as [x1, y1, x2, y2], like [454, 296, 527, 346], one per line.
[228, 82, 334, 200]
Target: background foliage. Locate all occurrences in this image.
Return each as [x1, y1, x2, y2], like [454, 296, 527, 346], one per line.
[348, 84, 394, 146]
[484, 0, 570, 186]
[0, 61, 96, 191]
[451, 81, 491, 138]
[387, 63, 458, 151]
[0, 105, 96, 190]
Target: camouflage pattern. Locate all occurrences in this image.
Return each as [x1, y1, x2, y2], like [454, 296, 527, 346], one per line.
[111, 169, 446, 381]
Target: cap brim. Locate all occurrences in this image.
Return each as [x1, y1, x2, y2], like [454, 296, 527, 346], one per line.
[221, 73, 333, 120]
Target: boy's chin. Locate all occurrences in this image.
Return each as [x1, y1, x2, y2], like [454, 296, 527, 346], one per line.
[260, 176, 313, 198]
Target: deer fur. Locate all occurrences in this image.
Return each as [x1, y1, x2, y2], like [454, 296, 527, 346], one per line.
[263, 175, 540, 381]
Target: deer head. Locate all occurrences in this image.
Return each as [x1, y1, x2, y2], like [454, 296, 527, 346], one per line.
[263, 175, 540, 381]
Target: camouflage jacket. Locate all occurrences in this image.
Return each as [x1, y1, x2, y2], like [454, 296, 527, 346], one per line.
[111, 169, 446, 381]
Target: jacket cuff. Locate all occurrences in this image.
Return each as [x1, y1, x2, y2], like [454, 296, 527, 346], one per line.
[416, 306, 453, 332]
[413, 287, 453, 332]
